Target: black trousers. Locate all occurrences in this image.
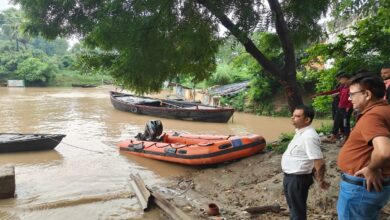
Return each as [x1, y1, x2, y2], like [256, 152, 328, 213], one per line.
[332, 108, 353, 137]
[283, 173, 314, 220]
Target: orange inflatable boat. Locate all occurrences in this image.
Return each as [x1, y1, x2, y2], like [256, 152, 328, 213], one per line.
[118, 132, 266, 166]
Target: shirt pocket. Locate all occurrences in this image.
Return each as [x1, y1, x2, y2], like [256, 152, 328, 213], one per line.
[290, 144, 306, 156]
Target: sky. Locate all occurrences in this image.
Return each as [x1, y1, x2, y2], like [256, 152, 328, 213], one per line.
[0, 0, 79, 48]
[0, 0, 17, 11]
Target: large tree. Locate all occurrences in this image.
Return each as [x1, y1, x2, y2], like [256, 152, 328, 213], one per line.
[13, 0, 330, 111]
[0, 8, 30, 51]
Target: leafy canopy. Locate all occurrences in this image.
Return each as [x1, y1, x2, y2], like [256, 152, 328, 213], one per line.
[303, 0, 390, 113]
[14, 0, 330, 95]
[15, 0, 221, 93]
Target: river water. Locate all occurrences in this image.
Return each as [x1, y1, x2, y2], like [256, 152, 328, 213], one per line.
[0, 87, 329, 220]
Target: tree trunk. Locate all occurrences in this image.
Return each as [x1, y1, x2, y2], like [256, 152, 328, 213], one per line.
[279, 72, 303, 112]
[198, 0, 304, 112]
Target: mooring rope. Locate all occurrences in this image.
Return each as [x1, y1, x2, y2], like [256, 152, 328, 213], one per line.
[48, 137, 105, 154]
[8, 137, 109, 175]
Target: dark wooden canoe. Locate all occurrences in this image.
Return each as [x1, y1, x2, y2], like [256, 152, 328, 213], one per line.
[71, 84, 97, 88]
[0, 133, 66, 153]
[110, 91, 234, 123]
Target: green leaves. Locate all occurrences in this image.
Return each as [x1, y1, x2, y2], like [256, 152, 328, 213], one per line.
[12, 0, 331, 98]
[15, 57, 57, 84]
[15, 0, 221, 93]
[282, 0, 330, 47]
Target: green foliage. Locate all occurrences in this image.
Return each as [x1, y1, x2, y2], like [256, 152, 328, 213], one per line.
[0, 8, 112, 87]
[0, 42, 70, 86]
[13, 0, 331, 103]
[266, 132, 294, 154]
[31, 36, 69, 56]
[0, 8, 28, 51]
[331, 0, 380, 20]
[266, 123, 332, 155]
[248, 74, 278, 102]
[220, 91, 246, 111]
[311, 69, 338, 114]
[281, 0, 331, 47]
[316, 123, 333, 135]
[305, 0, 390, 74]
[50, 69, 112, 87]
[207, 63, 234, 86]
[15, 57, 57, 85]
[223, 32, 281, 112]
[17, 0, 221, 94]
[301, 0, 390, 116]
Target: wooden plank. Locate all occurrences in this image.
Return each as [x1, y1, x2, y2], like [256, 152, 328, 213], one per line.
[0, 165, 15, 199]
[130, 174, 151, 210]
[131, 173, 192, 220]
[244, 204, 286, 214]
[150, 191, 192, 220]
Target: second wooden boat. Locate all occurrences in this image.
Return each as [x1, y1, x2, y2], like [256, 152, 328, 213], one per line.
[110, 91, 234, 123]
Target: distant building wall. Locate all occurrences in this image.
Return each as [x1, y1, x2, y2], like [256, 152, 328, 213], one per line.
[172, 87, 237, 106]
[7, 80, 25, 87]
[171, 83, 238, 106]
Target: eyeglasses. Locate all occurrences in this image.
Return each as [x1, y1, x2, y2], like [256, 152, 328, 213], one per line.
[348, 90, 365, 98]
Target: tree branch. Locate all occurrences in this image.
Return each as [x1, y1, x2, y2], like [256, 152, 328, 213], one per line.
[196, 0, 283, 78]
[267, 0, 296, 75]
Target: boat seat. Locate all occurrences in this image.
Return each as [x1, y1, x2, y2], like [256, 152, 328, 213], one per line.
[174, 144, 188, 148]
[164, 148, 177, 154]
[198, 142, 214, 146]
[231, 139, 243, 147]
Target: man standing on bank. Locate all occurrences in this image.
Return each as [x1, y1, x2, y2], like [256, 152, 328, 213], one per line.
[282, 105, 330, 220]
[381, 65, 390, 103]
[337, 72, 390, 219]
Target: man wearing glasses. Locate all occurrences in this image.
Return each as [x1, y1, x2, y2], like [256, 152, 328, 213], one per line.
[337, 72, 390, 219]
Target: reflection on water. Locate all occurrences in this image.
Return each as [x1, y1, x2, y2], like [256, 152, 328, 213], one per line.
[0, 150, 63, 166]
[120, 152, 197, 177]
[0, 87, 330, 219]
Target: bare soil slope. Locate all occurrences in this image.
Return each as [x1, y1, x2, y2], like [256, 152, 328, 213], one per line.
[158, 142, 390, 219]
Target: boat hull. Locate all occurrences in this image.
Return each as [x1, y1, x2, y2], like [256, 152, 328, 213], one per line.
[118, 133, 266, 166]
[110, 91, 234, 123]
[0, 133, 66, 153]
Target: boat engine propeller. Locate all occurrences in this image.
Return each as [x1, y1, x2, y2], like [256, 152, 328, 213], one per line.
[135, 120, 163, 141]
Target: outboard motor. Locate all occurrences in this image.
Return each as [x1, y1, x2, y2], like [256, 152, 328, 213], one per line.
[135, 120, 163, 141]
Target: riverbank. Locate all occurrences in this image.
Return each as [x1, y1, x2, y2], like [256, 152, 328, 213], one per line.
[157, 140, 390, 220]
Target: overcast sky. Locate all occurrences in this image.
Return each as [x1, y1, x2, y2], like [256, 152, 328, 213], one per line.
[0, 0, 17, 11]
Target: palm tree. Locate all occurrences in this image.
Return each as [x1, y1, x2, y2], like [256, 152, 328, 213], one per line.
[0, 8, 29, 51]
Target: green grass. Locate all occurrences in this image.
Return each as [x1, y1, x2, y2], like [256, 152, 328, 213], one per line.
[49, 70, 113, 87]
[265, 122, 333, 154]
[266, 132, 294, 154]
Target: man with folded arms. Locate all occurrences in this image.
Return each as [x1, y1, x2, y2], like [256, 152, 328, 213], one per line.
[337, 72, 390, 219]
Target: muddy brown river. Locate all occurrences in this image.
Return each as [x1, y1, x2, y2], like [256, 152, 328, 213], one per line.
[0, 87, 329, 219]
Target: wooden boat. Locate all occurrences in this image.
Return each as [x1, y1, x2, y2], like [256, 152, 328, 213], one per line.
[118, 132, 266, 165]
[71, 84, 97, 88]
[110, 91, 234, 123]
[0, 133, 66, 153]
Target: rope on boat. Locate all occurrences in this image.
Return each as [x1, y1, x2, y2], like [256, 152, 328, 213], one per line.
[48, 137, 105, 154]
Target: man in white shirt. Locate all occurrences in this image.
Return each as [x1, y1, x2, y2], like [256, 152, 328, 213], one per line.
[281, 105, 330, 220]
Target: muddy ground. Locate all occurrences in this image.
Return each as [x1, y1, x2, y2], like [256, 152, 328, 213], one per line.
[156, 139, 390, 220]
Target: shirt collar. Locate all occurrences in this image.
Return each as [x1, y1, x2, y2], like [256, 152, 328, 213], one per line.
[295, 125, 313, 135]
[360, 100, 388, 116]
